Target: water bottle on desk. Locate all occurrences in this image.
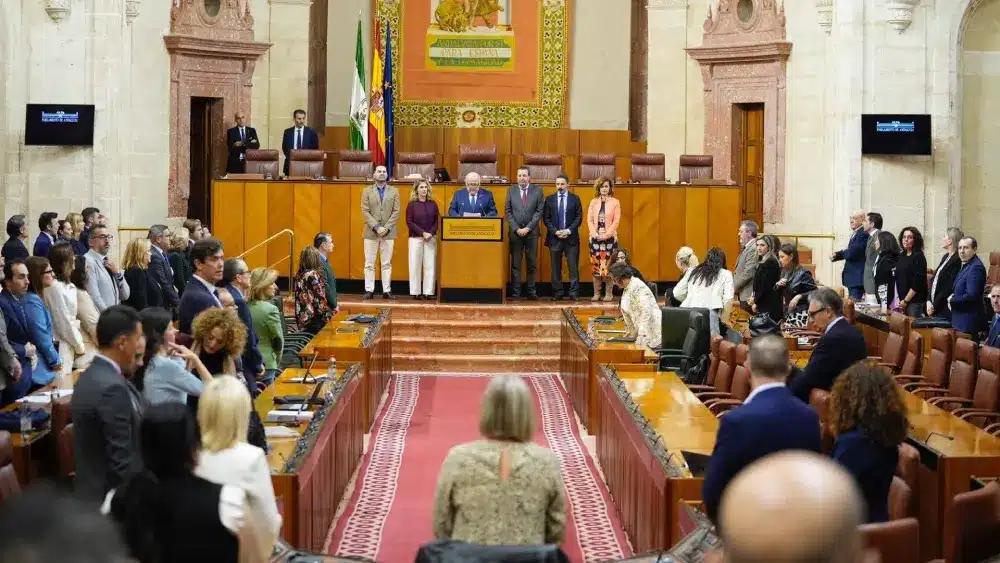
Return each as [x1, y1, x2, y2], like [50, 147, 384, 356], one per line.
[19, 404, 31, 436]
[326, 355, 337, 380]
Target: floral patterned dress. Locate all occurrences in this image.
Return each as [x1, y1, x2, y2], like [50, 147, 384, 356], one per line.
[294, 269, 332, 334]
[621, 276, 662, 349]
[589, 200, 618, 277]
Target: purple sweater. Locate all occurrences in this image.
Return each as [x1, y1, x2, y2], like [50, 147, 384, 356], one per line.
[406, 200, 440, 238]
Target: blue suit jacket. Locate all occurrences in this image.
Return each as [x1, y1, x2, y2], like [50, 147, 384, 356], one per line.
[149, 247, 179, 309]
[1, 238, 28, 263]
[789, 318, 868, 402]
[448, 188, 498, 217]
[281, 126, 320, 175]
[178, 278, 220, 335]
[32, 233, 53, 257]
[226, 284, 263, 373]
[702, 386, 822, 522]
[987, 314, 1000, 348]
[22, 292, 59, 386]
[951, 256, 987, 335]
[541, 191, 583, 248]
[0, 291, 32, 393]
[833, 228, 869, 289]
[832, 429, 898, 523]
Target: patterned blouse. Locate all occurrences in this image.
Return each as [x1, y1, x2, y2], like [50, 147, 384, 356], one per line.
[294, 269, 332, 329]
[621, 276, 662, 349]
[432, 439, 567, 547]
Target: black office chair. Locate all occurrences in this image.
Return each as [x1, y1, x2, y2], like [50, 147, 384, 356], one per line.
[657, 308, 712, 382]
[415, 540, 570, 563]
[661, 307, 693, 351]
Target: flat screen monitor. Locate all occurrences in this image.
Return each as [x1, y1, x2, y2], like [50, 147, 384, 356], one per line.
[861, 114, 931, 156]
[24, 104, 95, 146]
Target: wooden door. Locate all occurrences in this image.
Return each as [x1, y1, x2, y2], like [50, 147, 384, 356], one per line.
[739, 104, 764, 227]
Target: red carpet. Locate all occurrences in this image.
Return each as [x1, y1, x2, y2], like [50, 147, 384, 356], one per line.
[324, 374, 631, 562]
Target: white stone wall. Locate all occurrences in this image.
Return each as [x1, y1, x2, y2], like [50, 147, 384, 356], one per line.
[255, 0, 311, 153]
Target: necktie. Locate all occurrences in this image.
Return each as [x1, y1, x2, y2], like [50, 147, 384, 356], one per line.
[240, 127, 245, 142]
[471, 194, 477, 208]
[558, 194, 565, 230]
[521, 188, 527, 206]
[104, 258, 118, 301]
[296, 129, 302, 150]
[992, 317, 1000, 345]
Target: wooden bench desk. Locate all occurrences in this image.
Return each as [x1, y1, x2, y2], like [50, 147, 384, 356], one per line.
[1, 373, 78, 484]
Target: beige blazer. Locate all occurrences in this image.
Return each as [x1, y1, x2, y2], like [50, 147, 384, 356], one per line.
[361, 184, 401, 240]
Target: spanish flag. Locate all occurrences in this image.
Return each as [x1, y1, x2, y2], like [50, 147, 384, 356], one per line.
[367, 24, 386, 169]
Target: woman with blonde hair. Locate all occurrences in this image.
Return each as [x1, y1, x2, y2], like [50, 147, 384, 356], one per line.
[294, 246, 332, 335]
[671, 246, 700, 303]
[749, 233, 783, 322]
[433, 376, 566, 546]
[45, 243, 86, 376]
[196, 375, 282, 555]
[247, 267, 283, 385]
[121, 238, 163, 311]
[65, 212, 87, 255]
[167, 227, 193, 295]
[586, 176, 621, 301]
[405, 179, 440, 299]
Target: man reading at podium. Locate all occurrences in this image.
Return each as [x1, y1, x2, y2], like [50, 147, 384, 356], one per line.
[448, 172, 498, 217]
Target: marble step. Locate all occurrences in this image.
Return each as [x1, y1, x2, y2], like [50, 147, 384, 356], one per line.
[394, 336, 560, 356]
[393, 353, 560, 373]
[393, 318, 561, 339]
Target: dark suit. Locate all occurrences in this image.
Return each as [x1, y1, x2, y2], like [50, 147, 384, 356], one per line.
[226, 125, 260, 173]
[167, 250, 193, 297]
[832, 430, 899, 523]
[702, 385, 822, 522]
[1, 238, 28, 263]
[0, 291, 32, 404]
[987, 315, 1000, 348]
[226, 284, 263, 374]
[951, 256, 987, 336]
[789, 318, 868, 402]
[71, 356, 146, 503]
[281, 126, 320, 176]
[504, 183, 545, 296]
[122, 266, 163, 311]
[930, 252, 961, 320]
[752, 257, 783, 322]
[542, 190, 583, 298]
[447, 188, 498, 217]
[178, 277, 221, 335]
[32, 232, 54, 257]
[149, 246, 179, 309]
[832, 227, 869, 298]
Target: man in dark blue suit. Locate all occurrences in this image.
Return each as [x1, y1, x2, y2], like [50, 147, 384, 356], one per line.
[789, 288, 868, 402]
[985, 285, 1000, 348]
[221, 258, 264, 381]
[147, 225, 180, 312]
[950, 236, 988, 337]
[280, 109, 319, 177]
[830, 211, 869, 300]
[447, 172, 498, 217]
[32, 212, 58, 258]
[2, 215, 29, 264]
[178, 238, 224, 335]
[542, 174, 582, 300]
[703, 334, 822, 522]
[0, 259, 33, 405]
[77, 207, 102, 254]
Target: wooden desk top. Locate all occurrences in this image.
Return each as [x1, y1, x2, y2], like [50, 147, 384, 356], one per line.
[902, 390, 1000, 458]
[298, 308, 389, 358]
[565, 310, 659, 360]
[1, 373, 79, 448]
[220, 178, 740, 190]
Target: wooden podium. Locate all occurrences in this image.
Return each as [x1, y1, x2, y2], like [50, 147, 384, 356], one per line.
[439, 216, 505, 303]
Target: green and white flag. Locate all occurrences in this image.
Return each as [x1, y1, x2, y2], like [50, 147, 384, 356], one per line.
[349, 14, 368, 150]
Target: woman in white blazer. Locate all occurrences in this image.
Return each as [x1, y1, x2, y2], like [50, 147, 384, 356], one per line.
[44, 244, 85, 376]
[671, 247, 699, 304]
[71, 255, 99, 369]
[195, 375, 282, 551]
[680, 247, 734, 337]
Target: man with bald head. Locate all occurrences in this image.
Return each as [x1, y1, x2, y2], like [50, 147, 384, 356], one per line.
[225, 111, 259, 173]
[830, 210, 869, 300]
[718, 452, 867, 563]
[702, 334, 821, 522]
[447, 172, 498, 217]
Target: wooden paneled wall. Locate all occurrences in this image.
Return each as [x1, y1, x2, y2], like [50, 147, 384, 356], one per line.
[319, 126, 647, 182]
[212, 180, 742, 285]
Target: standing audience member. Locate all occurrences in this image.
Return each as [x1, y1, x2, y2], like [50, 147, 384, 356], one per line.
[216, 287, 237, 312]
[789, 289, 868, 402]
[586, 176, 620, 302]
[986, 284, 1000, 348]
[671, 246, 699, 304]
[702, 335, 821, 522]
[505, 166, 545, 300]
[950, 236, 989, 337]
[121, 239, 163, 312]
[71, 305, 147, 503]
[610, 262, 662, 349]
[862, 212, 882, 298]
[680, 247, 733, 337]
[83, 224, 130, 311]
[928, 227, 963, 319]
[829, 363, 907, 523]
[167, 227, 193, 296]
[294, 247, 333, 335]
[78, 207, 102, 250]
[361, 165, 401, 300]
[221, 258, 265, 384]
[102, 403, 256, 563]
[831, 211, 871, 300]
[183, 218, 204, 250]
[72, 255, 99, 370]
[23, 257, 62, 386]
[433, 376, 566, 546]
[247, 268, 283, 385]
[750, 234, 782, 322]
[65, 212, 89, 255]
[56, 219, 74, 245]
[0, 259, 31, 404]
[138, 307, 211, 405]
[148, 225, 180, 312]
[613, 248, 645, 284]
[0, 259, 21, 406]
[732, 220, 759, 306]
[896, 226, 928, 318]
[313, 232, 340, 313]
[405, 180, 440, 300]
[776, 243, 817, 323]
[542, 174, 583, 301]
[872, 231, 901, 314]
[45, 244, 85, 377]
[2, 214, 29, 263]
[33, 212, 58, 257]
[178, 237, 224, 334]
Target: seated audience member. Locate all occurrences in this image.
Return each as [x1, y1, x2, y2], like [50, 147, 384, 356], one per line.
[587, 177, 620, 302]
[829, 363, 907, 523]
[612, 248, 645, 284]
[776, 243, 817, 326]
[45, 243, 85, 377]
[33, 212, 58, 257]
[65, 212, 89, 256]
[872, 231, 901, 314]
[138, 307, 211, 405]
[788, 289, 867, 402]
[950, 236, 988, 337]
[985, 284, 1000, 348]
[680, 247, 734, 337]
[2, 215, 29, 263]
[717, 452, 866, 563]
[703, 335, 821, 522]
[433, 376, 566, 546]
[927, 227, 963, 319]
[294, 246, 333, 335]
[83, 224, 130, 311]
[0, 259, 31, 404]
[71, 305, 147, 503]
[103, 403, 259, 563]
[671, 246, 699, 304]
[178, 237, 224, 335]
[896, 227, 928, 318]
[78, 207, 102, 249]
[72, 255, 99, 369]
[610, 262, 662, 349]
[750, 234, 783, 322]
[147, 225, 180, 312]
[196, 375, 282, 549]
[24, 257, 62, 386]
[121, 238, 163, 311]
[313, 233, 340, 313]
[221, 258, 264, 384]
[247, 268, 283, 385]
[167, 227, 193, 296]
[0, 483, 127, 563]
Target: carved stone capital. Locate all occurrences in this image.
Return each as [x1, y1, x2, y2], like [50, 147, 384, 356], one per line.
[44, 0, 71, 22]
[815, 0, 833, 33]
[886, 0, 919, 32]
[125, 0, 140, 24]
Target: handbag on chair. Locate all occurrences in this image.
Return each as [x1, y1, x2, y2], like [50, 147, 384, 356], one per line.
[748, 313, 781, 336]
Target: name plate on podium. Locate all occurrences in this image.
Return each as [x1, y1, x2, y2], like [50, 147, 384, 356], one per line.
[441, 217, 503, 242]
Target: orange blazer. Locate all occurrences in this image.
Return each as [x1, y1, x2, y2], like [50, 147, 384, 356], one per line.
[587, 197, 621, 240]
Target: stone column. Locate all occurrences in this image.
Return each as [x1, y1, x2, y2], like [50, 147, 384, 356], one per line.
[830, 0, 864, 247]
[266, 0, 313, 152]
[646, 0, 690, 175]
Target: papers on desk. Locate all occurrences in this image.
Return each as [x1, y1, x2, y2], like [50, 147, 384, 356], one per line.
[274, 404, 308, 411]
[16, 389, 73, 405]
[264, 426, 301, 438]
[462, 212, 482, 217]
[265, 410, 315, 424]
[286, 375, 329, 384]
